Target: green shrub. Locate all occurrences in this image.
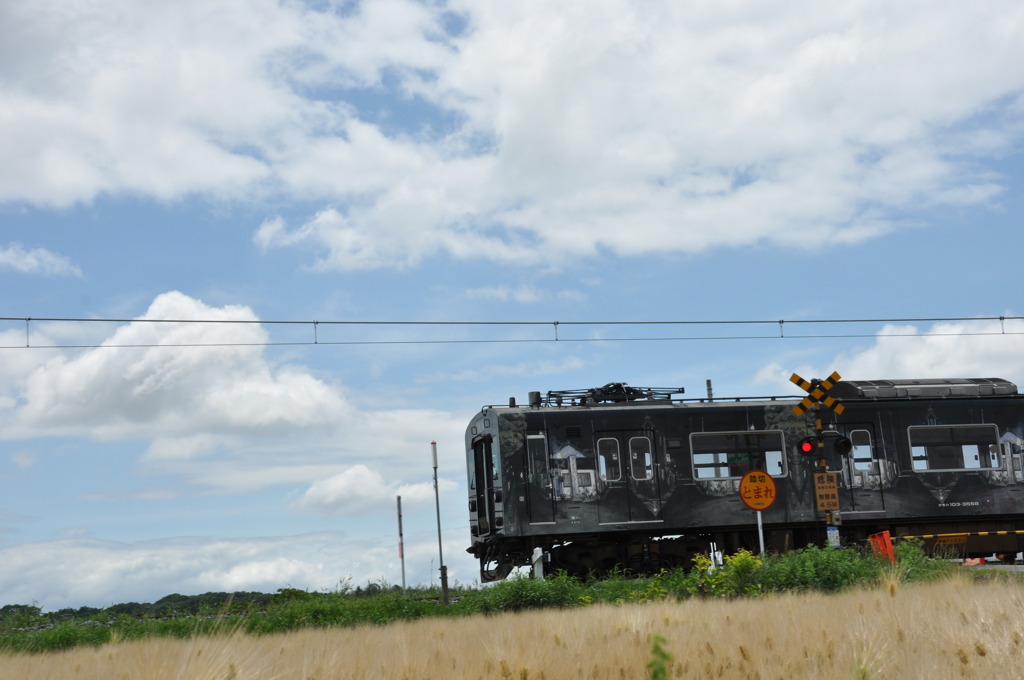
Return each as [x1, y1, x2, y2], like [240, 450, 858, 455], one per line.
[647, 634, 672, 680]
[892, 538, 954, 582]
[675, 549, 763, 598]
[758, 545, 880, 593]
[0, 604, 44, 632]
[468, 572, 584, 613]
[2, 622, 110, 653]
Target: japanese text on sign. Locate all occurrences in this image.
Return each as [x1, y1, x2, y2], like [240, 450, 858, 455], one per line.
[814, 472, 839, 511]
[739, 471, 777, 511]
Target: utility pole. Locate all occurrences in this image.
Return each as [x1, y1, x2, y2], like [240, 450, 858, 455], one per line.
[431, 441, 449, 605]
[396, 495, 406, 593]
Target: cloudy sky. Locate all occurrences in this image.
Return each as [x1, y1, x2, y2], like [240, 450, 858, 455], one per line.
[2, 1, 1024, 610]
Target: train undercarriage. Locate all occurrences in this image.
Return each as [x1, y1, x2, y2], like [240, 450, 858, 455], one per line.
[473, 517, 1024, 582]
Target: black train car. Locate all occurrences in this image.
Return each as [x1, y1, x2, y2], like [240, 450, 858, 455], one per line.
[465, 379, 1024, 581]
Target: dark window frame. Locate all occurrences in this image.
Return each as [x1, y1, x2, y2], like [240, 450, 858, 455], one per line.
[690, 430, 786, 480]
[908, 424, 1001, 472]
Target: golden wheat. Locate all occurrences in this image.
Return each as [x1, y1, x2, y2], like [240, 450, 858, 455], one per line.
[2, 578, 1022, 679]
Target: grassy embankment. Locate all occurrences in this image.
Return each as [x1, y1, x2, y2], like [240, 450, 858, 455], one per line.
[2, 541, 1023, 678]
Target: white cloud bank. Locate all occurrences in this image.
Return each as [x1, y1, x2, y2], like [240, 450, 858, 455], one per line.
[13, 291, 346, 441]
[837, 319, 1024, 381]
[0, 531, 474, 610]
[3, 2, 1022, 268]
[0, 291, 465, 496]
[756, 317, 1024, 392]
[294, 463, 452, 516]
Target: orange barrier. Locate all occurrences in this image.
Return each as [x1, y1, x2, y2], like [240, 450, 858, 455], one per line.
[868, 531, 896, 563]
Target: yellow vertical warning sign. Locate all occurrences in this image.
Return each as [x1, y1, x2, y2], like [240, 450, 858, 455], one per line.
[814, 472, 839, 511]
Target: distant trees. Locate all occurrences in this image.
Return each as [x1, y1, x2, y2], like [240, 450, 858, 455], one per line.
[0, 591, 275, 626]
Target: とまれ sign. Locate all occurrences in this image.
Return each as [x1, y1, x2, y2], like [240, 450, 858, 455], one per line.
[739, 471, 777, 511]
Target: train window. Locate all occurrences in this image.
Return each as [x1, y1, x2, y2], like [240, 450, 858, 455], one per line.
[690, 431, 785, 479]
[597, 438, 622, 482]
[908, 425, 1000, 472]
[527, 434, 548, 476]
[692, 451, 731, 479]
[629, 437, 654, 480]
[851, 430, 873, 471]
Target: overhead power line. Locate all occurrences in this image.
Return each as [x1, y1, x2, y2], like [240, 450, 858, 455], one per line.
[0, 315, 1020, 350]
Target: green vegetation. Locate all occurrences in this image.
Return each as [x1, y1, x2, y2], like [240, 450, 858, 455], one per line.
[0, 541, 973, 655]
[647, 633, 672, 680]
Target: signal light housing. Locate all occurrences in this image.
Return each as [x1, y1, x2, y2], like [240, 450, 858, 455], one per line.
[798, 434, 853, 456]
[832, 436, 853, 456]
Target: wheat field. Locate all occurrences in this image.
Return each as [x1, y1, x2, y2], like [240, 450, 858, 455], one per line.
[2, 576, 1021, 679]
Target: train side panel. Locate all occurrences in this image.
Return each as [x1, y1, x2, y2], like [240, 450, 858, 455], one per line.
[466, 380, 1024, 580]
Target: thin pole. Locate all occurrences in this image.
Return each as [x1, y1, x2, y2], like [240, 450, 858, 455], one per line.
[431, 441, 449, 604]
[756, 510, 765, 555]
[396, 495, 406, 593]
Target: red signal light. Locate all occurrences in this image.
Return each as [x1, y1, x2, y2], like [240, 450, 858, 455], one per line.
[798, 437, 817, 455]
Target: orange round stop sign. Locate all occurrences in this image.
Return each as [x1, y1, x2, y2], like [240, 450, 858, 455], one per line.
[739, 470, 777, 511]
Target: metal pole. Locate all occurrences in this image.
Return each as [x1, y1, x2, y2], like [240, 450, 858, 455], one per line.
[756, 510, 765, 555]
[396, 495, 406, 593]
[431, 441, 449, 605]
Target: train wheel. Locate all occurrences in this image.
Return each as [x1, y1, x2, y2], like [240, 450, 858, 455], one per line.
[481, 559, 514, 582]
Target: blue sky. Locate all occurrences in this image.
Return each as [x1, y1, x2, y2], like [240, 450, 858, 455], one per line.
[2, 0, 1024, 610]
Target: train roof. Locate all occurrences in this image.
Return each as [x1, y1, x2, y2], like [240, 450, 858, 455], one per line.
[829, 378, 1018, 399]
[498, 378, 1020, 410]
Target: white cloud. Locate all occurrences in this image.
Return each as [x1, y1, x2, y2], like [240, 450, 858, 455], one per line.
[465, 285, 543, 304]
[250, 1, 1024, 267]
[465, 285, 587, 305]
[835, 318, 1024, 382]
[0, 243, 82, 277]
[0, 291, 469, 499]
[3, 2, 1021, 266]
[13, 291, 346, 439]
[0, 532, 475, 610]
[0, 0, 449, 207]
[755, 317, 1024, 394]
[11, 449, 35, 470]
[294, 463, 443, 516]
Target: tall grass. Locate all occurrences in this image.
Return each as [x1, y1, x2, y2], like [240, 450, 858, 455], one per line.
[0, 541, 965, 655]
[2, 577, 1022, 679]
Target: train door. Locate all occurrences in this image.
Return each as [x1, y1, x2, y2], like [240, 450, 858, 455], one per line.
[841, 427, 887, 515]
[550, 442, 597, 502]
[596, 435, 628, 524]
[595, 432, 662, 522]
[526, 433, 556, 524]
[471, 434, 496, 535]
[627, 434, 663, 520]
[1006, 433, 1024, 483]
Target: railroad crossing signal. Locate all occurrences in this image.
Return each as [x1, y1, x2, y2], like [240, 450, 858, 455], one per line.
[799, 433, 852, 457]
[790, 371, 845, 416]
[798, 437, 818, 455]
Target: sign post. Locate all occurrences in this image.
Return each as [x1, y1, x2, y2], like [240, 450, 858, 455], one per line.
[739, 471, 777, 555]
